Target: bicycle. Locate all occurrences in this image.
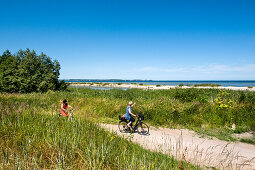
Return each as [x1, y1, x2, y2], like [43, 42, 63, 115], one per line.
[67, 109, 75, 121]
[118, 114, 150, 135]
[58, 109, 75, 121]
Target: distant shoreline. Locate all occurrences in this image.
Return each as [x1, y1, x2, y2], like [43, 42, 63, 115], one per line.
[69, 82, 255, 91]
[63, 80, 255, 87]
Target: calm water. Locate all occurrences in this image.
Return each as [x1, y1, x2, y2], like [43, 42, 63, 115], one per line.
[65, 79, 255, 87]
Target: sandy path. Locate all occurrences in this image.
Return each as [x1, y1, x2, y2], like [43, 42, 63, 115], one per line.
[101, 124, 255, 170]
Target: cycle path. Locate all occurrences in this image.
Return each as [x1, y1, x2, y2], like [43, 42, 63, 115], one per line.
[101, 124, 255, 170]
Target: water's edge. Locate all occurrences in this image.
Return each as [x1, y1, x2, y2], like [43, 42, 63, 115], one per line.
[63, 79, 255, 87]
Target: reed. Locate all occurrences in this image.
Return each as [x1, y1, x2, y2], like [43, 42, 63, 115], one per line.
[1, 87, 254, 168]
[2, 87, 255, 129]
[62, 88, 255, 130]
[0, 98, 198, 169]
[1, 87, 255, 141]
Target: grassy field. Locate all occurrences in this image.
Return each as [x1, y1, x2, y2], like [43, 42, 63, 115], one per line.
[0, 91, 199, 169]
[1, 87, 255, 141]
[58, 87, 254, 128]
[1, 87, 255, 168]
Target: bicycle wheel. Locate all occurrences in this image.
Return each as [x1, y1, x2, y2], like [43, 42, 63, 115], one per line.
[137, 122, 149, 135]
[118, 121, 129, 133]
[68, 115, 75, 121]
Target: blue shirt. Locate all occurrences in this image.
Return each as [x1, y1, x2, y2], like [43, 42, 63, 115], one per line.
[125, 106, 132, 120]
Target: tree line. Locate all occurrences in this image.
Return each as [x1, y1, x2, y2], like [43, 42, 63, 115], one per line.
[0, 49, 67, 93]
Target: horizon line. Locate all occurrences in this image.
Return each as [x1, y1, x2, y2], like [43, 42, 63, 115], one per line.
[61, 79, 255, 81]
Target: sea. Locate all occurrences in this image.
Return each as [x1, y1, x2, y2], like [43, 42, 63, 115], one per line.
[64, 79, 255, 87]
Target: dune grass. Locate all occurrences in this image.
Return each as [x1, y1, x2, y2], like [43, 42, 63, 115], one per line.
[240, 136, 255, 145]
[1, 87, 255, 168]
[0, 95, 199, 169]
[66, 87, 255, 130]
[2, 87, 255, 131]
[193, 84, 221, 87]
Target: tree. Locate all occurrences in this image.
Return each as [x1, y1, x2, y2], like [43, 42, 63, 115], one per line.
[0, 49, 67, 93]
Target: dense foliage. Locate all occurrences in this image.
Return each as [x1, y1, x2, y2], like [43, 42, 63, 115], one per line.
[0, 49, 66, 93]
[0, 97, 196, 169]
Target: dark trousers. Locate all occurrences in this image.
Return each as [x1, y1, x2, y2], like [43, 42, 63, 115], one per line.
[128, 117, 135, 127]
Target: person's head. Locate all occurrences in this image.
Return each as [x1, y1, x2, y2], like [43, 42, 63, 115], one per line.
[63, 99, 67, 105]
[129, 101, 133, 106]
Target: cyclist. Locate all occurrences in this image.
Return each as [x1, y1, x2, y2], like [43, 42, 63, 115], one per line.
[60, 99, 72, 118]
[125, 101, 137, 129]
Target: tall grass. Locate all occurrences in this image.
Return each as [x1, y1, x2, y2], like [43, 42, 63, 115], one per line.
[0, 98, 198, 169]
[1, 87, 254, 168]
[1, 87, 254, 130]
[62, 88, 255, 129]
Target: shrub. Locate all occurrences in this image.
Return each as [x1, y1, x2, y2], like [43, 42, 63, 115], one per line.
[102, 83, 110, 86]
[215, 90, 233, 110]
[194, 84, 221, 87]
[239, 92, 246, 103]
[0, 49, 66, 93]
[173, 88, 199, 102]
[179, 83, 184, 87]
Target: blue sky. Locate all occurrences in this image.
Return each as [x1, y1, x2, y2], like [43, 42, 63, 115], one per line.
[0, 0, 255, 80]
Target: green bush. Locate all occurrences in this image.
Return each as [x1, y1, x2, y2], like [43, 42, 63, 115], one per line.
[0, 49, 66, 93]
[194, 84, 221, 87]
[179, 83, 184, 87]
[173, 88, 199, 102]
[102, 83, 110, 86]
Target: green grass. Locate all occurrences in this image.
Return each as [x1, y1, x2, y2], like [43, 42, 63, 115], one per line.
[0, 104, 198, 169]
[2, 87, 255, 129]
[192, 127, 237, 141]
[240, 135, 255, 145]
[1, 87, 255, 168]
[102, 83, 110, 86]
[179, 83, 184, 87]
[1, 87, 255, 143]
[193, 84, 221, 87]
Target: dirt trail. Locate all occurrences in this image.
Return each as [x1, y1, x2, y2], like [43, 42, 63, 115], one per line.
[101, 124, 255, 170]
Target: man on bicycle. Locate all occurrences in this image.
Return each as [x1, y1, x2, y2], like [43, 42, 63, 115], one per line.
[125, 101, 137, 129]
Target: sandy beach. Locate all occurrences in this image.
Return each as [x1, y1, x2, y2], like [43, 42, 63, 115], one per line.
[69, 83, 255, 91]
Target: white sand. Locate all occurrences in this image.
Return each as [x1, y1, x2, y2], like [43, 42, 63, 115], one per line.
[70, 83, 255, 91]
